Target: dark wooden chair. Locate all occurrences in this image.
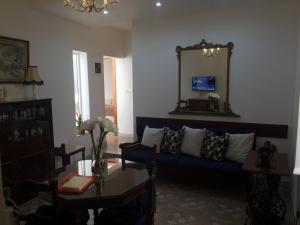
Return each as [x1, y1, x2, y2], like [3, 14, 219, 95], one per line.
[4, 178, 60, 225]
[54, 144, 85, 167]
[2, 149, 66, 225]
[95, 144, 157, 225]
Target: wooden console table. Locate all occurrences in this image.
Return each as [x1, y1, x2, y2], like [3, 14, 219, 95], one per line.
[188, 98, 219, 112]
[243, 151, 289, 177]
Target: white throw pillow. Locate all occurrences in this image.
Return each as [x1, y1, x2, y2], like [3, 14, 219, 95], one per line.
[225, 133, 255, 163]
[181, 126, 206, 157]
[141, 126, 165, 152]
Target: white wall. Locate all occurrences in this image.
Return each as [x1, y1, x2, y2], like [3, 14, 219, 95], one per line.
[116, 32, 134, 135]
[0, 0, 127, 153]
[293, 8, 300, 170]
[132, 1, 298, 154]
[291, 2, 300, 213]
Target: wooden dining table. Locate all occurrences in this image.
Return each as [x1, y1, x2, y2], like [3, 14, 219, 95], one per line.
[53, 157, 153, 225]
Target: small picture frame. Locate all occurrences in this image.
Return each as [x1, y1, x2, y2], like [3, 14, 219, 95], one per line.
[94, 62, 101, 74]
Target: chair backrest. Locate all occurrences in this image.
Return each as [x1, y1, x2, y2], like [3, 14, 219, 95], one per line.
[5, 178, 60, 225]
[54, 143, 69, 167]
[2, 150, 55, 204]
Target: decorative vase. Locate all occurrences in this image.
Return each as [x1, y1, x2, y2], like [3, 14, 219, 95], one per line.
[76, 126, 85, 135]
[94, 177, 104, 196]
[92, 159, 103, 175]
[91, 148, 105, 176]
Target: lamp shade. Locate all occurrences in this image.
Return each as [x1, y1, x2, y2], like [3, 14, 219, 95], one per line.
[24, 66, 44, 85]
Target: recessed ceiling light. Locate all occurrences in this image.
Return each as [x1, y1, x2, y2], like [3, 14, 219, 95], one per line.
[103, 9, 109, 15]
[156, 2, 162, 7]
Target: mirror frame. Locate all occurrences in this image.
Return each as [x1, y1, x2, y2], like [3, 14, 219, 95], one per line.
[173, 39, 236, 116]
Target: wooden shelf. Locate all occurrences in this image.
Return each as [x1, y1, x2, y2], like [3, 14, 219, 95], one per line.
[169, 109, 240, 117]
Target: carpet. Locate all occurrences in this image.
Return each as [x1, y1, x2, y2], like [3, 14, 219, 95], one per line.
[154, 173, 295, 225]
[155, 176, 247, 225]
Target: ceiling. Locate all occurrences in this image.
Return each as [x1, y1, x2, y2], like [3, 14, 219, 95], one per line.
[27, 0, 283, 31]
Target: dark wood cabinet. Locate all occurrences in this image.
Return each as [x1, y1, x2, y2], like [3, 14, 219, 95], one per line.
[188, 98, 219, 112]
[0, 99, 54, 183]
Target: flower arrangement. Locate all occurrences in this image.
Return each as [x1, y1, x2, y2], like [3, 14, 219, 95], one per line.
[75, 113, 85, 135]
[208, 93, 220, 100]
[75, 113, 83, 127]
[80, 117, 118, 174]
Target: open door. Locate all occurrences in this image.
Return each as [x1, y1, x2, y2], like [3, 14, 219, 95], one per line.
[104, 57, 117, 126]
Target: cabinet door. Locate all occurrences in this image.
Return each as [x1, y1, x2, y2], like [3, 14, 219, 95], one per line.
[1, 101, 53, 163]
[0, 99, 54, 183]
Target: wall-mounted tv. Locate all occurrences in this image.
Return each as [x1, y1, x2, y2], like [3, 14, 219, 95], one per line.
[192, 76, 216, 91]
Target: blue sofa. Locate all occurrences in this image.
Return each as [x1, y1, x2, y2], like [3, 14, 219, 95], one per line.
[121, 117, 288, 177]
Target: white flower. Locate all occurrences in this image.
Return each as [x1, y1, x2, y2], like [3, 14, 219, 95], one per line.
[102, 118, 118, 135]
[80, 119, 97, 132]
[97, 116, 104, 124]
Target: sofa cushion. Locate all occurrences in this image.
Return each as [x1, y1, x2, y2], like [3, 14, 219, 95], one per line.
[141, 126, 164, 152]
[161, 127, 185, 154]
[122, 147, 180, 167]
[181, 126, 206, 157]
[178, 155, 245, 176]
[225, 133, 255, 163]
[157, 152, 181, 166]
[201, 131, 228, 161]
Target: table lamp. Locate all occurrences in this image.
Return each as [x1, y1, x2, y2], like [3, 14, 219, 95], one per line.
[23, 66, 44, 99]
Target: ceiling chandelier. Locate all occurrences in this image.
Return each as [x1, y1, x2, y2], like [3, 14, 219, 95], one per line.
[64, 0, 119, 13]
[203, 47, 220, 57]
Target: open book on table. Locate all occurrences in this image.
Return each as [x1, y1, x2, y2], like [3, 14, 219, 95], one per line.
[58, 172, 96, 193]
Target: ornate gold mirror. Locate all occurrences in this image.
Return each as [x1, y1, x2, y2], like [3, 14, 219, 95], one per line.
[170, 39, 238, 117]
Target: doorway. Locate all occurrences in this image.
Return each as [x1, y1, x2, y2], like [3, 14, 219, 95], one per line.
[103, 55, 134, 136]
[103, 57, 117, 126]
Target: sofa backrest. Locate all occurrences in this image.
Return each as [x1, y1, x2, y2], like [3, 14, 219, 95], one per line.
[136, 117, 288, 149]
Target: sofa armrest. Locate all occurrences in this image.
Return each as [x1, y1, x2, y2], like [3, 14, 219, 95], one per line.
[119, 142, 140, 151]
[120, 142, 155, 156]
[120, 143, 157, 168]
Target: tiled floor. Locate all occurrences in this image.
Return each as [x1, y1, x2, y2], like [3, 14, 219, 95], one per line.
[154, 175, 295, 225]
[104, 133, 134, 155]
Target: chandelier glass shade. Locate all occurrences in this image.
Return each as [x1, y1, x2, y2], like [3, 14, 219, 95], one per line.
[203, 47, 220, 57]
[64, 0, 119, 13]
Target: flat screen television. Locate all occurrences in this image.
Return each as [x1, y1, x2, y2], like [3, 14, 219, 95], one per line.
[192, 76, 216, 91]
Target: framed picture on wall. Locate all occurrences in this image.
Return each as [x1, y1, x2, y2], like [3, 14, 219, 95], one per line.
[94, 62, 102, 74]
[0, 36, 29, 84]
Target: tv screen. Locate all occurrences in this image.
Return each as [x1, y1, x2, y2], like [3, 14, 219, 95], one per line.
[192, 76, 216, 91]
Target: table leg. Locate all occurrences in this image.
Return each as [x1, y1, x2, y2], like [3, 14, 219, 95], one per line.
[93, 208, 99, 217]
[267, 174, 281, 192]
[65, 209, 89, 225]
[145, 180, 155, 225]
[82, 150, 85, 161]
[245, 173, 286, 225]
[65, 155, 71, 165]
